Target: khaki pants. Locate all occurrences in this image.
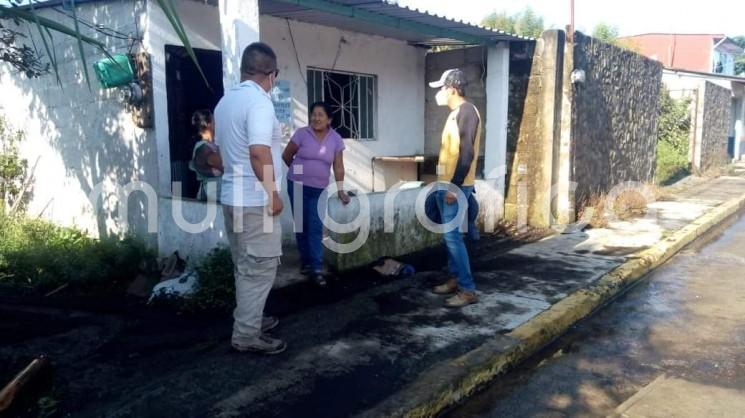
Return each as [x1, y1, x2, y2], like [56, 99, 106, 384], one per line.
[222, 205, 282, 345]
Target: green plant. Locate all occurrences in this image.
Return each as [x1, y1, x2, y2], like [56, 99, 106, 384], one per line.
[1, 0, 207, 87]
[481, 7, 544, 38]
[732, 36, 745, 76]
[656, 87, 691, 185]
[0, 115, 28, 215]
[184, 247, 235, 312]
[0, 214, 154, 294]
[592, 22, 619, 43]
[591, 22, 640, 52]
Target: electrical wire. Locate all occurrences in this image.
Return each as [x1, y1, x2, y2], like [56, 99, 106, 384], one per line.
[50, 5, 140, 42]
[286, 18, 306, 85]
[331, 37, 344, 70]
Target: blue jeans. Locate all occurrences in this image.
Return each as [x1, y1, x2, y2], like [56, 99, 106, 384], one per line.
[467, 191, 480, 241]
[288, 180, 325, 273]
[436, 186, 476, 291]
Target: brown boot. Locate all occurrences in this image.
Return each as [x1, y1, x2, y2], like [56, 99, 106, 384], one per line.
[445, 291, 478, 308]
[432, 278, 458, 295]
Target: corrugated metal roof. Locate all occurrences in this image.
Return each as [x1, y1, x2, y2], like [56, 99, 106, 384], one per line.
[30, 0, 533, 45]
[259, 0, 533, 46]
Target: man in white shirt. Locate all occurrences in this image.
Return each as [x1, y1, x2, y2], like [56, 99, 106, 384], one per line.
[214, 42, 285, 354]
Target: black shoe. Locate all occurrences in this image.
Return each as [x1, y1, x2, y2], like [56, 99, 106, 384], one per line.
[309, 272, 327, 287]
[300, 265, 311, 275]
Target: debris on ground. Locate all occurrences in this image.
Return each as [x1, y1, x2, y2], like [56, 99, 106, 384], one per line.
[148, 270, 199, 302]
[372, 257, 415, 278]
[0, 356, 51, 413]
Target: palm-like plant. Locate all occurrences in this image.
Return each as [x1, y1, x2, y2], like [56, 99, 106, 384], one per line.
[0, 0, 208, 88]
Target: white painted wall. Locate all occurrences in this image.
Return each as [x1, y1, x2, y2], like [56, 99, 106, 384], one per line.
[146, 3, 426, 258]
[146, 8, 426, 195]
[260, 15, 426, 193]
[219, 0, 260, 89]
[483, 42, 510, 226]
[0, 0, 428, 261]
[0, 0, 157, 244]
[146, 0, 222, 197]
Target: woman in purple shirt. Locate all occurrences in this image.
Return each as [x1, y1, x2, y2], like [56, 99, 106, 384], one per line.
[283, 102, 350, 287]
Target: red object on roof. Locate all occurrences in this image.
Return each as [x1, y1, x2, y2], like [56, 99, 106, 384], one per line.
[619, 33, 741, 73]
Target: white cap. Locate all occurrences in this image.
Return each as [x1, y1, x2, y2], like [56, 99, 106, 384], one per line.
[428, 68, 467, 89]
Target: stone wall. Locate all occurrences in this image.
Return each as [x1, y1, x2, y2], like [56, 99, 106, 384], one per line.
[571, 32, 663, 204]
[696, 81, 732, 171]
[504, 30, 664, 227]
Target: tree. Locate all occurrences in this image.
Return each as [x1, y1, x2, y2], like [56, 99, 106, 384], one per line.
[732, 36, 745, 76]
[0, 21, 49, 78]
[592, 22, 620, 44]
[482, 7, 544, 38]
[481, 11, 515, 34]
[591, 22, 639, 52]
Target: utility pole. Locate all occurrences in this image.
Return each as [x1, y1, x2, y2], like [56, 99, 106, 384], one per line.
[568, 0, 575, 43]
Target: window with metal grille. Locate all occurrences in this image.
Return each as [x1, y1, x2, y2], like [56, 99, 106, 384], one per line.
[307, 68, 377, 140]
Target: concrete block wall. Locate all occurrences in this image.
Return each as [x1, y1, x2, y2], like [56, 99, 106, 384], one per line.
[505, 30, 563, 227]
[505, 42, 536, 187]
[424, 46, 488, 157]
[427, 44, 535, 227]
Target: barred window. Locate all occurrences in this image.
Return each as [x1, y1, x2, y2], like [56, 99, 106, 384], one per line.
[307, 68, 377, 140]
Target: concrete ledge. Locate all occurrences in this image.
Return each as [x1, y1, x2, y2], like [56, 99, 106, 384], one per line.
[325, 186, 441, 271]
[357, 192, 745, 418]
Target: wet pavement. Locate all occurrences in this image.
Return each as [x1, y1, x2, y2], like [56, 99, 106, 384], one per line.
[2, 175, 745, 417]
[445, 208, 745, 418]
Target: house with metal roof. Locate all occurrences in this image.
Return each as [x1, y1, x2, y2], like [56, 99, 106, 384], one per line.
[0, 0, 532, 272]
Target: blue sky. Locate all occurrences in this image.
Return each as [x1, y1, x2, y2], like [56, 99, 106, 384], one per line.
[397, 0, 745, 37]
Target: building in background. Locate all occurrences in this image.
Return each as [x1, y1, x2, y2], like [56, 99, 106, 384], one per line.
[0, 0, 528, 267]
[620, 33, 743, 76]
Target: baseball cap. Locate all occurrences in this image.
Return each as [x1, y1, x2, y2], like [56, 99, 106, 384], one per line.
[428, 68, 467, 89]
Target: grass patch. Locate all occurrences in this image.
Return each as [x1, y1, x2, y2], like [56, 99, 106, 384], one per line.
[182, 247, 235, 312]
[657, 140, 690, 185]
[0, 214, 154, 295]
[578, 184, 660, 229]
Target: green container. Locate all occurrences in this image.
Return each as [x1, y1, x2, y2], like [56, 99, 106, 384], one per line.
[92, 54, 134, 88]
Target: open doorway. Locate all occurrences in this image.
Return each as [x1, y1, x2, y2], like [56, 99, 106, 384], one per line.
[165, 45, 223, 199]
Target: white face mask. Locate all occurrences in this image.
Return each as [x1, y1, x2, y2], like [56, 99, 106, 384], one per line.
[435, 88, 449, 107]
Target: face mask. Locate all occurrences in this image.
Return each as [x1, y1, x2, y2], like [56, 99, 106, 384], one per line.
[435, 88, 449, 107]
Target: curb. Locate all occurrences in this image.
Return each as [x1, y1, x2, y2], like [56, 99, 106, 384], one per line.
[358, 192, 745, 418]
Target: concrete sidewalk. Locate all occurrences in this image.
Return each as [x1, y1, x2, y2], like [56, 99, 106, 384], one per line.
[209, 172, 745, 417]
[8, 171, 745, 417]
[611, 375, 745, 418]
